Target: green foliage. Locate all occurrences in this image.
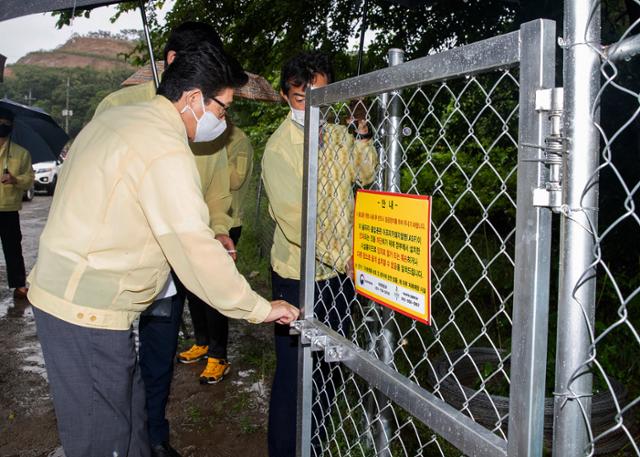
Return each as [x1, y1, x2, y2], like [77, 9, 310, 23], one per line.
[56, 0, 519, 79]
[1, 65, 132, 138]
[228, 70, 288, 157]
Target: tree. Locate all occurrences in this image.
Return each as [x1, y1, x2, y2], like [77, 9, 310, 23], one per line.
[1, 65, 133, 138]
[56, 0, 516, 78]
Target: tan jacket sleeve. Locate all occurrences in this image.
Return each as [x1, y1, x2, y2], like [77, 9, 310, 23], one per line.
[14, 147, 34, 191]
[138, 152, 271, 323]
[203, 149, 233, 235]
[262, 144, 302, 248]
[228, 134, 253, 191]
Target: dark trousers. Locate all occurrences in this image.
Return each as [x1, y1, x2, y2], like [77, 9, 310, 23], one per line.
[0, 211, 26, 288]
[139, 291, 185, 447]
[267, 271, 353, 457]
[186, 226, 242, 360]
[34, 307, 150, 457]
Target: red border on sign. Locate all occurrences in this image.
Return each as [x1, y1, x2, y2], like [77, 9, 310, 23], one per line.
[352, 189, 432, 325]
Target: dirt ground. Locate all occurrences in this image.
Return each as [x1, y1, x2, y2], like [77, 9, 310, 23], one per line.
[0, 196, 276, 457]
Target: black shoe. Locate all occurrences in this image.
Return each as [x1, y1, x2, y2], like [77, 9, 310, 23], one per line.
[151, 442, 182, 457]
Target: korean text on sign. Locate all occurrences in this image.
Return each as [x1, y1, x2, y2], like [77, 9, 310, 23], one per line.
[353, 190, 432, 324]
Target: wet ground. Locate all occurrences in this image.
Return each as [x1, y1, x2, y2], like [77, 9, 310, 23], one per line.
[0, 196, 275, 457]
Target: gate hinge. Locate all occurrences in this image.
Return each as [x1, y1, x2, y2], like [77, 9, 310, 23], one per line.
[533, 87, 565, 212]
[290, 319, 352, 362]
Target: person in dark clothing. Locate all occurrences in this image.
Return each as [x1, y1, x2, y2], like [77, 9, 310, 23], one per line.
[0, 107, 34, 299]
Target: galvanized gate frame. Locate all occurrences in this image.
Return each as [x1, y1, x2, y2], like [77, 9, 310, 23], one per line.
[296, 19, 556, 457]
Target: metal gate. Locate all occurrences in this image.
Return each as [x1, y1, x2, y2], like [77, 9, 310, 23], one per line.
[295, 19, 556, 457]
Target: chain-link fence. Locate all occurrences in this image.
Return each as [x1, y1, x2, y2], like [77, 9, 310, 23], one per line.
[293, 20, 558, 457]
[249, 5, 640, 456]
[311, 74, 520, 457]
[551, 1, 640, 456]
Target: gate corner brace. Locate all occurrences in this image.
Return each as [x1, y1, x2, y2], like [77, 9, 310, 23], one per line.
[290, 319, 352, 363]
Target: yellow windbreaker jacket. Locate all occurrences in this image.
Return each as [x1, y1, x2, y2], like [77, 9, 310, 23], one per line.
[262, 114, 377, 280]
[27, 95, 271, 330]
[0, 141, 34, 212]
[226, 125, 253, 229]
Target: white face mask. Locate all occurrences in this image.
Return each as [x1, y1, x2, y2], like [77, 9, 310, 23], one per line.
[182, 94, 227, 142]
[289, 85, 327, 128]
[290, 107, 306, 126]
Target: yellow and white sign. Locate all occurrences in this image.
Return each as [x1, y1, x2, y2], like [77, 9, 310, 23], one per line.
[353, 190, 431, 324]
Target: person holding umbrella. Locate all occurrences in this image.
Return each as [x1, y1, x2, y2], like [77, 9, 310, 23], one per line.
[0, 106, 34, 299]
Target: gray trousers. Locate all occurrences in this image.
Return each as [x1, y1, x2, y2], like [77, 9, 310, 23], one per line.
[34, 307, 150, 457]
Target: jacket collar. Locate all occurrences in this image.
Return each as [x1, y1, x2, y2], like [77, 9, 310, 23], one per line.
[287, 112, 305, 146]
[150, 95, 187, 139]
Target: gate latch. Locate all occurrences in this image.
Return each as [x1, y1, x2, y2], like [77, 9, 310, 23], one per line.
[290, 319, 352, 363]
[532, 87, 565, 212]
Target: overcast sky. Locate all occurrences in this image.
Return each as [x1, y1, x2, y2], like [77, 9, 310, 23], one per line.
[0, 3, 173, 64]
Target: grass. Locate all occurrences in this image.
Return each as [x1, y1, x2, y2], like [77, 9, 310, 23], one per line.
[185, 405, 203, 425]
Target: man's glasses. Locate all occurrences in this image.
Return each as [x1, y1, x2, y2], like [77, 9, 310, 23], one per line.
[211, 97, 230, 118]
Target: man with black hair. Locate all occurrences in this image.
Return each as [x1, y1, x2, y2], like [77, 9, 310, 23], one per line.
[0, 107, 34, 299]
[28, 36, 299, 457]
[94, 22, 238, 457]
[262, 51, 377, 457]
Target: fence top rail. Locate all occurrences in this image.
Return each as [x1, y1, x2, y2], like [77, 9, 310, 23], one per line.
[308, 27, 522, 106]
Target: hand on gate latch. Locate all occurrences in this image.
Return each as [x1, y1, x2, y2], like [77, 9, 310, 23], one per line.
[289, 320, 305, 335]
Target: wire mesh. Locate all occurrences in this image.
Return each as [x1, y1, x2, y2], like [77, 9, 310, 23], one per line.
[302, 68, 522, 456]
[556, 1, 640, 455]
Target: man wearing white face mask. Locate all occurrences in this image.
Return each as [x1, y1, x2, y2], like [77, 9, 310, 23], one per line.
[262, 51, 377, 457]
[28, 35, 299, 457]
[93, 22, 239, 457]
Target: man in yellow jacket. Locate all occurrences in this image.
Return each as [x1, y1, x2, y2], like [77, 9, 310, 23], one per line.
[0, 107, 34, 299]
[93, 22, 237, 457]
[262, 51, 377, 457]
[28, 30, 298, 457]
[177, 122, 254, 386]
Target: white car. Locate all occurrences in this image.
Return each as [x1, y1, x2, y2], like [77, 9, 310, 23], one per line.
[33, 160, 62, 195]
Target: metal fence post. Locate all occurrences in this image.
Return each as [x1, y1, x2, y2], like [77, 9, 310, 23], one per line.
[506, 19, 556, 457]
[552, 1, 601, 456]
[385, 48, 404, 193]
[373, 47, 405, 457]
[297, 99, 322, 457]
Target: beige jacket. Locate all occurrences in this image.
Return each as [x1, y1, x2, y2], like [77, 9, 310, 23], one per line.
[262, 114, 377, 280]
[28, 95, 271, 330]
[226, 125, 253, 228]
[0, 141, 34, 212]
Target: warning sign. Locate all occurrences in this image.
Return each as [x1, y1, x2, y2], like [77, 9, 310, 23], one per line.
[353, 190, 431, 324]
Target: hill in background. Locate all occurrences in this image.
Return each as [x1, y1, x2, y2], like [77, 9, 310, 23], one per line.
[1, 31, 142, 138]
[5, 31, 139, 77]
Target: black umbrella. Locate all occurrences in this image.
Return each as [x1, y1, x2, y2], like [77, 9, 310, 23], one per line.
[0, 98, 69, 163]
[0, 1, 126, 22]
